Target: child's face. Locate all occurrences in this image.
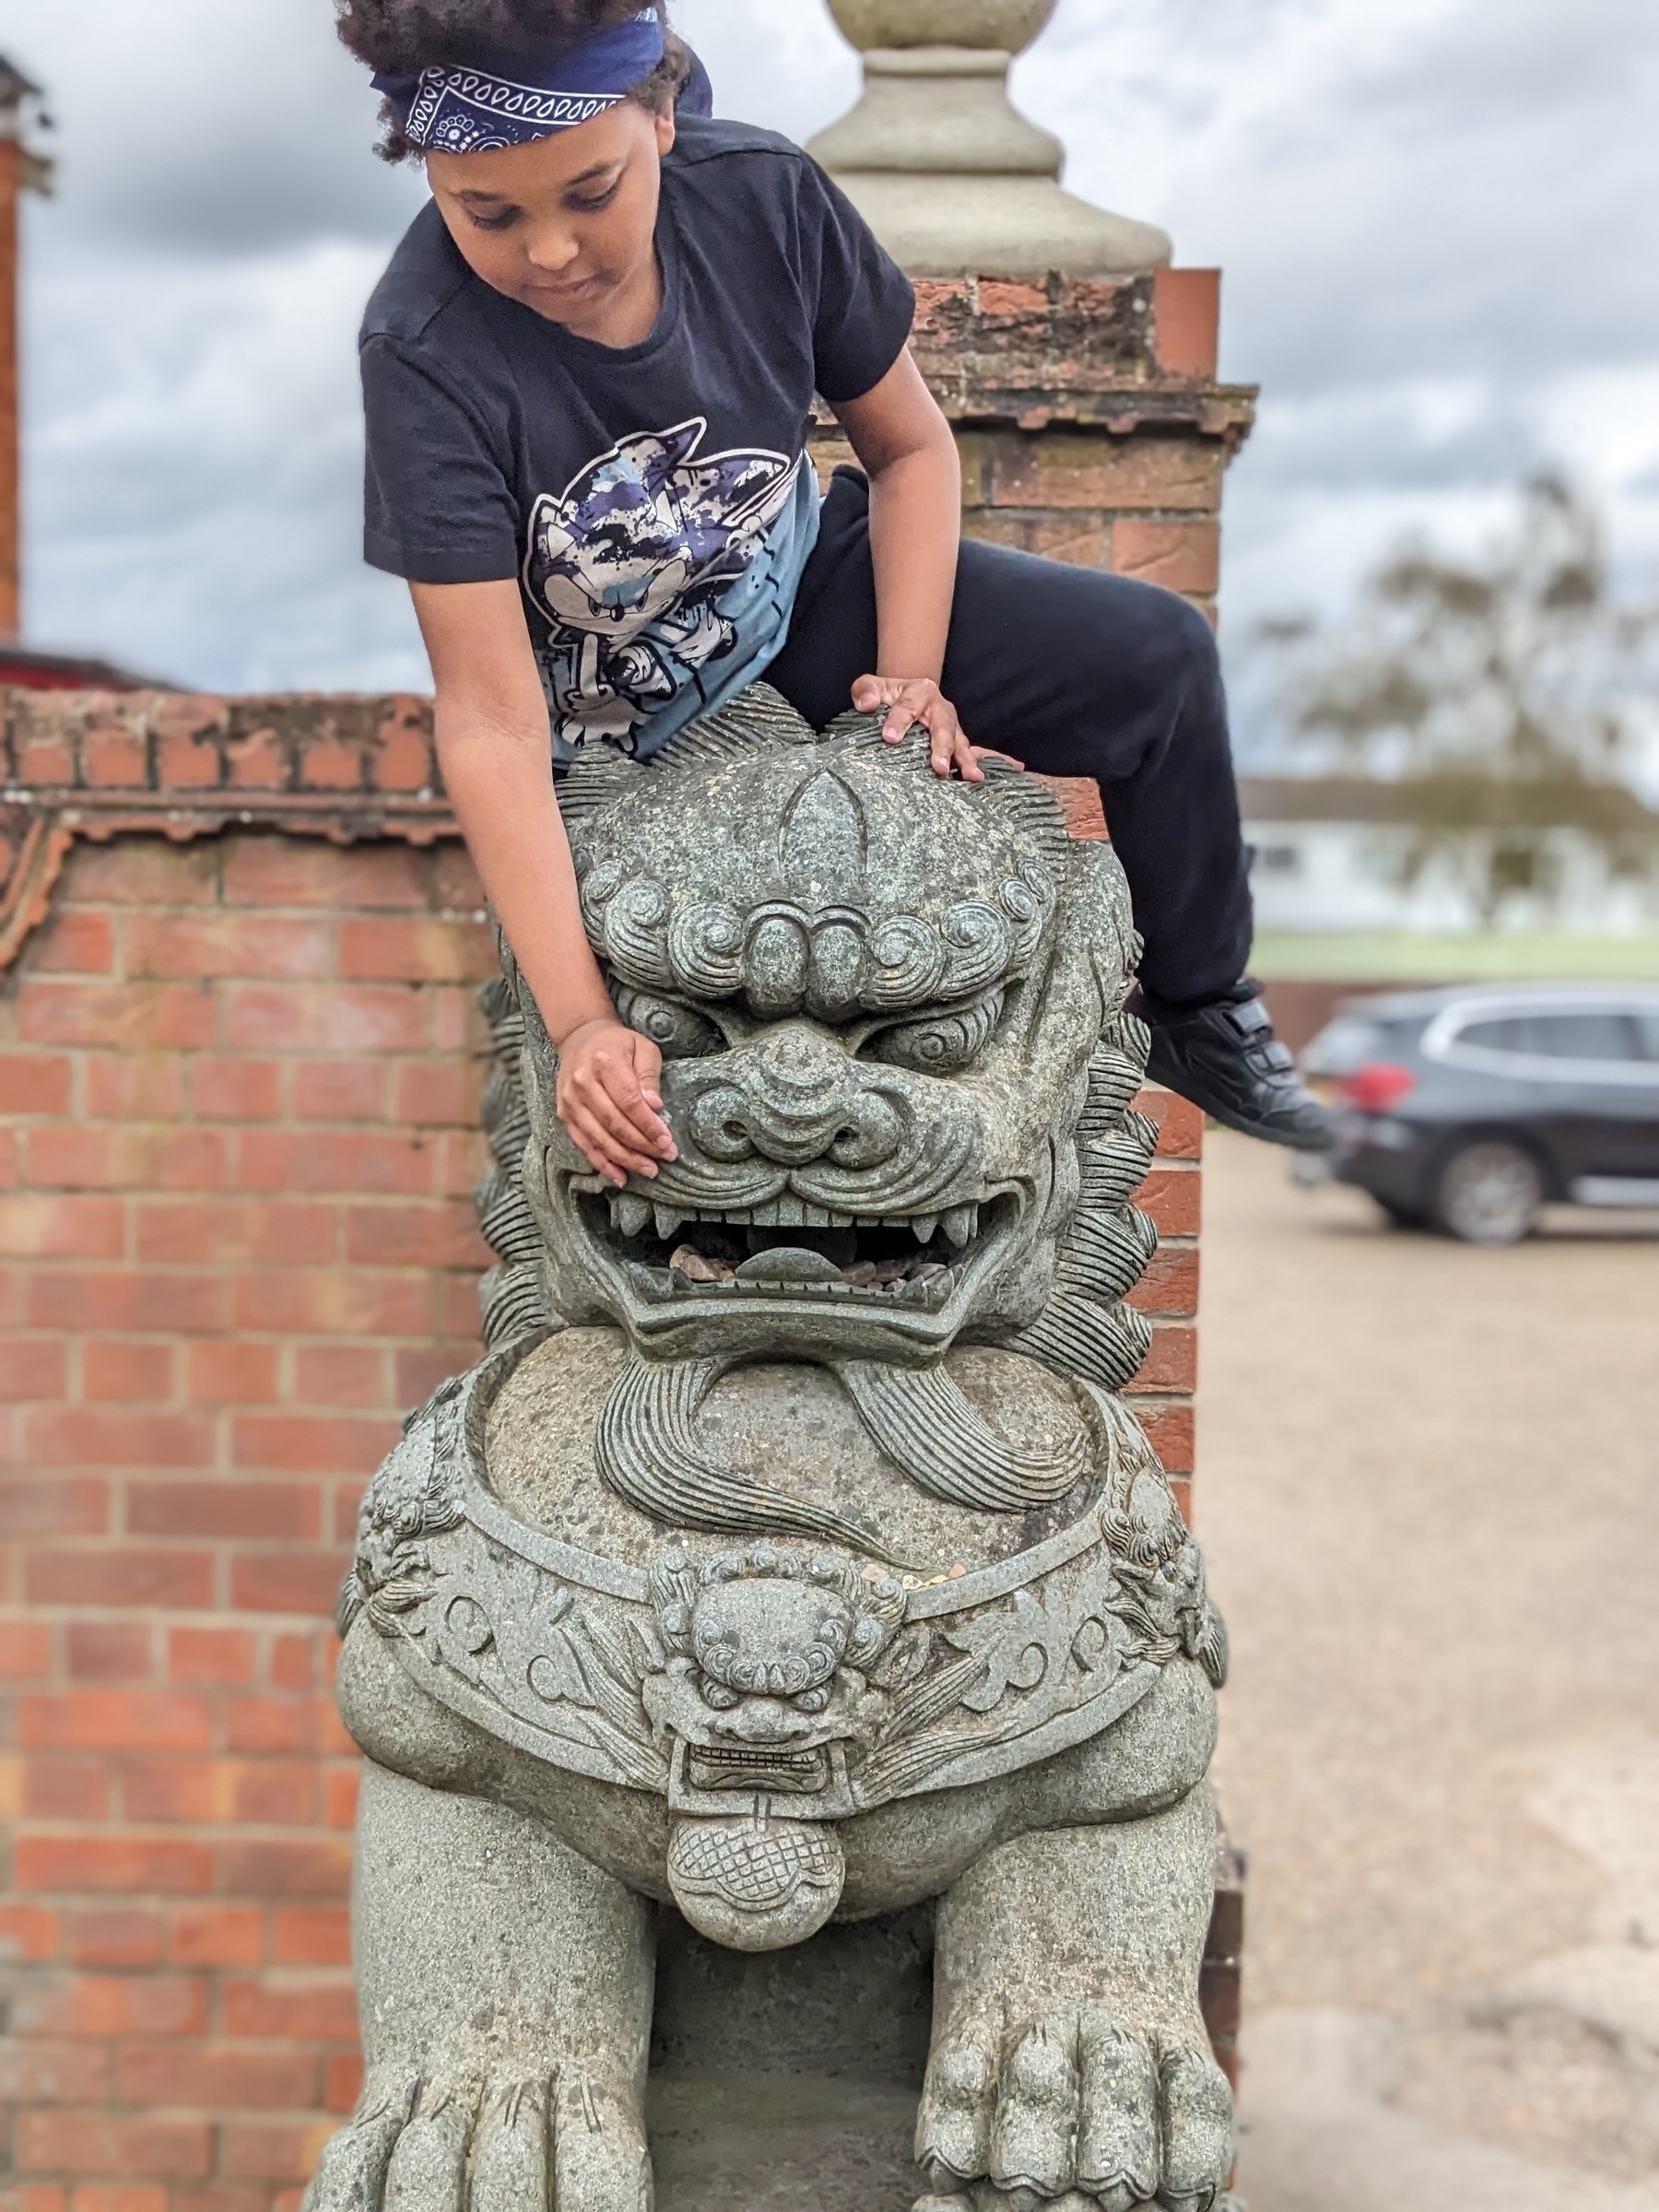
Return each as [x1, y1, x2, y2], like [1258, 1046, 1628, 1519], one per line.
[427, 102, 676, 336]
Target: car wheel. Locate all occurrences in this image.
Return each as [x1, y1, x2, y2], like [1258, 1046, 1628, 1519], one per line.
[1431, 1140, 1543, 1245]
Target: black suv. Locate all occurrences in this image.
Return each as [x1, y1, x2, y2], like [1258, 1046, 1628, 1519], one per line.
[1300, 984, 1659, 1243]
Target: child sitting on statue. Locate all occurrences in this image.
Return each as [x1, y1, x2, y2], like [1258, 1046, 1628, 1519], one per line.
[337, 0, 1329, 1187]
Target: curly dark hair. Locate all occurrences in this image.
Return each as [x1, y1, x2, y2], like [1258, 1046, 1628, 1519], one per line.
[335, 0, 691, 160]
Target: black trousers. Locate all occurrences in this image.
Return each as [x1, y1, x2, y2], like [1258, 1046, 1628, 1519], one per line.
[766, 469, 1253, 1009]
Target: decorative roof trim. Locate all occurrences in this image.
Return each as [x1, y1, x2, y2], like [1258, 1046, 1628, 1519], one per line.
[0, 686, 458, 971]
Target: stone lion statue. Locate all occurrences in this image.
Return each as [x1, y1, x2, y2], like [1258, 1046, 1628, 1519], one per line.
[305, 687, 1233, 2212]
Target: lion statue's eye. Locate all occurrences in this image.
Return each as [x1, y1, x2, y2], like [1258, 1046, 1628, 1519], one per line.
[869, 990, 1005, 1075]
[614, 987, 723, 1061]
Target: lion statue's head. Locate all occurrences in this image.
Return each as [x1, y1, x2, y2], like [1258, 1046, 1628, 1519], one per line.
[475, 683, 1163, 1556]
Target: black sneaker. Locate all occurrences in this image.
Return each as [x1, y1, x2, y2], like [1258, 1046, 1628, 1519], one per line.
[1138, 989, 1335, 1153]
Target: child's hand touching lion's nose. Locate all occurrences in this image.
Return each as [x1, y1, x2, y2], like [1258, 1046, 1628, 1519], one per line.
[555, 1018, 677, 1189]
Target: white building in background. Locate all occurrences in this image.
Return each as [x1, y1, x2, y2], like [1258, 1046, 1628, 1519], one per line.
[1240, 779, 1659, 935]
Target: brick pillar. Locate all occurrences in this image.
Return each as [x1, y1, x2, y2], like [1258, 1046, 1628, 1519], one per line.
[0, 56, 48, 646]
[816, 264, 1253, 2084]
[0, 131, 21, 641]
[816, 266, 1253, 624]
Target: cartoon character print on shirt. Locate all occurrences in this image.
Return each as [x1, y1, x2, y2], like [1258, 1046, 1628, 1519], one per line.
[524, 418, 805, 753]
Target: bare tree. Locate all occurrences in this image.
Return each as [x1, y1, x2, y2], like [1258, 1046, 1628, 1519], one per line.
[1265, 474, 1659, 925]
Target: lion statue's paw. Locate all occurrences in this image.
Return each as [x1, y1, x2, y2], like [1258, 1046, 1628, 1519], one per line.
[303, 2065, 651, 2212]
[915, 2003, 1232, 2212]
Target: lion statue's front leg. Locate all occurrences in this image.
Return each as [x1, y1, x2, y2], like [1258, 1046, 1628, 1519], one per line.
[303, 1763, 653, 2212]
[917, 1794, 1232, 2212]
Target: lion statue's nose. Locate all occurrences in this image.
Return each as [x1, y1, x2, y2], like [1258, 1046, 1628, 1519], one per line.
[708, 1697, 815, 1744]
[684, 1026, 904, 1170]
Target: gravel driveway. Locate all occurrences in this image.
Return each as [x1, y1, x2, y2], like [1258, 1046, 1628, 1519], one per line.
[1198, 1132, 1659, 2208]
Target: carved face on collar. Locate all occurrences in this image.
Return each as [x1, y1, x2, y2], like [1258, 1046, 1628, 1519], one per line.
[521, 692, 1139, 1368]
[644, 1545, 908, 1807]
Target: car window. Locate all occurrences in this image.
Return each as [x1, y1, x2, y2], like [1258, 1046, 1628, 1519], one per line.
[1454, 1017, 1529, 1054]
[1529, 1014, 1641, 1060]
[1632, 1011, 1659, 1062]
[1455, 1012, 1641, 1061]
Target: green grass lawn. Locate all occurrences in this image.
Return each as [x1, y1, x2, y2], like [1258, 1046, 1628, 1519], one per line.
[1249, 931, 1659, 982]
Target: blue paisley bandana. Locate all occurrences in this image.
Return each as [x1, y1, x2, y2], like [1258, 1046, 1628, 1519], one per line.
[373, 7, 668, 155]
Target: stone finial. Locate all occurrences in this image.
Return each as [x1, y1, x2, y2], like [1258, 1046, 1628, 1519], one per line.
[807, 0, 1171, 277]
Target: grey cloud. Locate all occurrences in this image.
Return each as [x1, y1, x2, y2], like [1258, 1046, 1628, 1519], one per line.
[1018, 0, 1659, 390]
[1349, 0, 1658, 132]
[1238, 382, 1541, 495]
[671, 0, 856, 147]
[9, 0, 426, 255]
[23, 234, 428, 690]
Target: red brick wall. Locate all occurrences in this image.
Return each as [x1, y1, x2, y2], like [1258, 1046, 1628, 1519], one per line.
[1, 819, 495, 2212]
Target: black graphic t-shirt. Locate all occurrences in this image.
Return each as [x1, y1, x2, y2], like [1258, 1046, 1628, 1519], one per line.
[360, 116, 914, 759]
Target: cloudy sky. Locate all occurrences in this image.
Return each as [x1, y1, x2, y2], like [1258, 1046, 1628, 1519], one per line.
[6, 0, 1658, 758]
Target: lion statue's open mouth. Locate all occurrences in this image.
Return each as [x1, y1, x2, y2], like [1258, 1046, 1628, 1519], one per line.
[566, 1178, 1024, 1323]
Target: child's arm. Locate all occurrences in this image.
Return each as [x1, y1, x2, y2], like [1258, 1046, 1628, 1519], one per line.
[833, 350, 985, 783]
[409, 580, 678, 1188]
